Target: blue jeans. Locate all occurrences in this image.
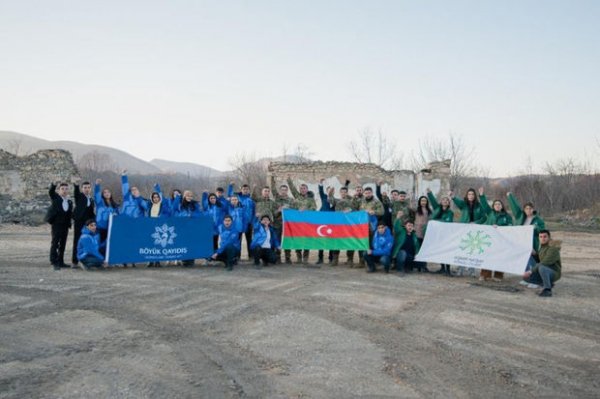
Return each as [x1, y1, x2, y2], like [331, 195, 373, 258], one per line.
[365, 254, 391, 272]
[395, 250, 425, 272]
[528, 264, 556, 290]
[525, 255, 537, 272]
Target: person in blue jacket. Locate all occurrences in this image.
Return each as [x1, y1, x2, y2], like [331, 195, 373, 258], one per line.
[172, 190, 203, 266]
[77, 219, 105, 270]
[94, 178, 119, 245]
[120, 171, 149, 218]
[228, 183, 255, 259]
[250, 215, 281, 268]
[172, 190, 203, 218]
[222, 194, 247, 258]
[211, 215, 241, 271]
[149, 183, 174, 218]
[203, 191, 225, 251]
[365, 222, 394, 273]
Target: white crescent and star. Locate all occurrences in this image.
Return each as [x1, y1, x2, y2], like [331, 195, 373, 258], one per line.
[316, 225, 333, 237]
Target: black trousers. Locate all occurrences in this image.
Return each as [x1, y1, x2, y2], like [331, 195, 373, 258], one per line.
[254, 247, 278, 265]
[50, 223, 70, 266]
[72, 219, 85, 264]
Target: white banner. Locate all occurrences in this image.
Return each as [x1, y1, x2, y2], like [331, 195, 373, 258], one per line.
[415, 221, 533, 275]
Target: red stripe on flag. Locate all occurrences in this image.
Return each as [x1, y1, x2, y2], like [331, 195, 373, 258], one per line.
[283, 221, 369, 239]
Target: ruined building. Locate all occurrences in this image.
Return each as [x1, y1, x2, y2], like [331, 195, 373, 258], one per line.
[0, 149, 78, 224]
[267, 160, 451, 208]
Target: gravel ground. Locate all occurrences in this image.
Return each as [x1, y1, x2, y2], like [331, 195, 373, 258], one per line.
[1, 226, 599, 398]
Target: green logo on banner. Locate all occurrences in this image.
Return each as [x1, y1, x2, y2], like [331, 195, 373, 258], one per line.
[460, 230, 492, 255]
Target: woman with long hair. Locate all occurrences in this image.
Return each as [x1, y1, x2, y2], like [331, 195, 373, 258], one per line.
[450, 187, 487, 277]
[479, 188, 513, 280]
[93, 178, 119, 250]
[507, 192, 546, 273]
[426, 188, 454, 276]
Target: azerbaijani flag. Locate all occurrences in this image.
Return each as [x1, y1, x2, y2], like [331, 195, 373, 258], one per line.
[282, 209, 370, 250]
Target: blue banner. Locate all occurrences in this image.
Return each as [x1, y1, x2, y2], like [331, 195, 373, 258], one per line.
[106, 215, 213, 264]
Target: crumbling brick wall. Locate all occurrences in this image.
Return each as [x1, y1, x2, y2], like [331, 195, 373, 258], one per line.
[0, 149, 78, 224]
[267, 161, 451, 208]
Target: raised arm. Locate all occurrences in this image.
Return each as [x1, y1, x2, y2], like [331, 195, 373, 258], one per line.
[121, 173, 129, 198]
[287, 176, 300, 199]
[507, 192, 524, 221]
[427, 190, 440, 210]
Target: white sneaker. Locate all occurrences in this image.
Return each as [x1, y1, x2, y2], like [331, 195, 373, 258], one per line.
[527, 283, 540, 289]
[519, 280, 529, 286]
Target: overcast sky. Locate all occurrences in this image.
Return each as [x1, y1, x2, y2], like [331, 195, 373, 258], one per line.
[1, 0, 598, 176]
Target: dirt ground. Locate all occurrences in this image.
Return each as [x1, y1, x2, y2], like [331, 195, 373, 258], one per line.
[1, 225, 599, 399]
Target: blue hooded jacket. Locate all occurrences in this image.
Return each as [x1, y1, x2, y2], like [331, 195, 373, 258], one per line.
[203, 192, 225, 234]
[149, 183, 172, 217]
[228, 184, 255, 230]
[172, 194, 203, 218]
[250, 220, 280, 250]
[371, 227, 393, 257]
[77, 226, 104, 261]
[94, 183, 118, 230]
[120, 174, 148, 218]
[215, 223, 241, 254]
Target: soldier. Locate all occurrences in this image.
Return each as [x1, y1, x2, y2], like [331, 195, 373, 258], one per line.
[358, 186, 384, 267]
[287, 176, 317, 264]
[391, 190, 415, 229]
[328, 182, 355, 266]
[254, 186, 280, 261]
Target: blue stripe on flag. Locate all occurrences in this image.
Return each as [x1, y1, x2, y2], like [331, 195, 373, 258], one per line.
[282, 209, 368, 225]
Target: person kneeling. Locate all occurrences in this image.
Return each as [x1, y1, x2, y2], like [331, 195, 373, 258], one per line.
[393, 220, 425, 274]
[522, 229, 561, 297]
[77, 219, 106, 270]
[250, 215, 280, 268]
[365, 222, 393, 273]
[211, 215, 240, 271]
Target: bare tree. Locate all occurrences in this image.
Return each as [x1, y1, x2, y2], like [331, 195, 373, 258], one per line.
[77, 151, 117, 172]
[347, 127, 404, 170]
[410, 133, 477, 191]
[228, 152, 268, 189]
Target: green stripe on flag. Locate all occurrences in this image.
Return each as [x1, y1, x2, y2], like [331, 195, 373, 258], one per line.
[281, 236, 369, 250]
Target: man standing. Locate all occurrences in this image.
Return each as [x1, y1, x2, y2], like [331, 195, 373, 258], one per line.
[47, 182, 73, 270]
[328, 182, 354, 265]
[71, 179, 95, 267]
[523, 230, 562, 297]
[358, 186, 384, 267]
[287, 176, 317, 264]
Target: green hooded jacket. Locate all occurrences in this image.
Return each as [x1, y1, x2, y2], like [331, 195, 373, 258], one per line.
[507, 193, 545, 251]
[452, 196, 487, 224]
[392, 220, 421, 258]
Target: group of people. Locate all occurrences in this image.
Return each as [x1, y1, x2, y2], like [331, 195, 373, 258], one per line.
[46, 173, 562, 297]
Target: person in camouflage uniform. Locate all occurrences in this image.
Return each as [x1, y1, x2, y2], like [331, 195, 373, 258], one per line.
[287, 176, 317, 264]
[358, 186, 385, 267]
[328, 183, 356, 266]
[391, 190, 415, 229]
[271, 178, 296, 264]
[253, 187, 279, 253]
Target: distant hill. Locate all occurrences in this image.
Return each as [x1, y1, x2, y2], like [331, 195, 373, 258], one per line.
[150, 158, 225, 177]
[0, 131, 226, 176]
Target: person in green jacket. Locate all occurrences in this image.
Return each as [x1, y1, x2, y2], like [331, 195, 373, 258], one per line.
[426, 188, 454, 276]
[392, 220, 425, 274]
[479, 187, 513, 281]
[523, 230, 561, 297]
[450, 187, 487, 277]
[507, 192, 546, 272]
